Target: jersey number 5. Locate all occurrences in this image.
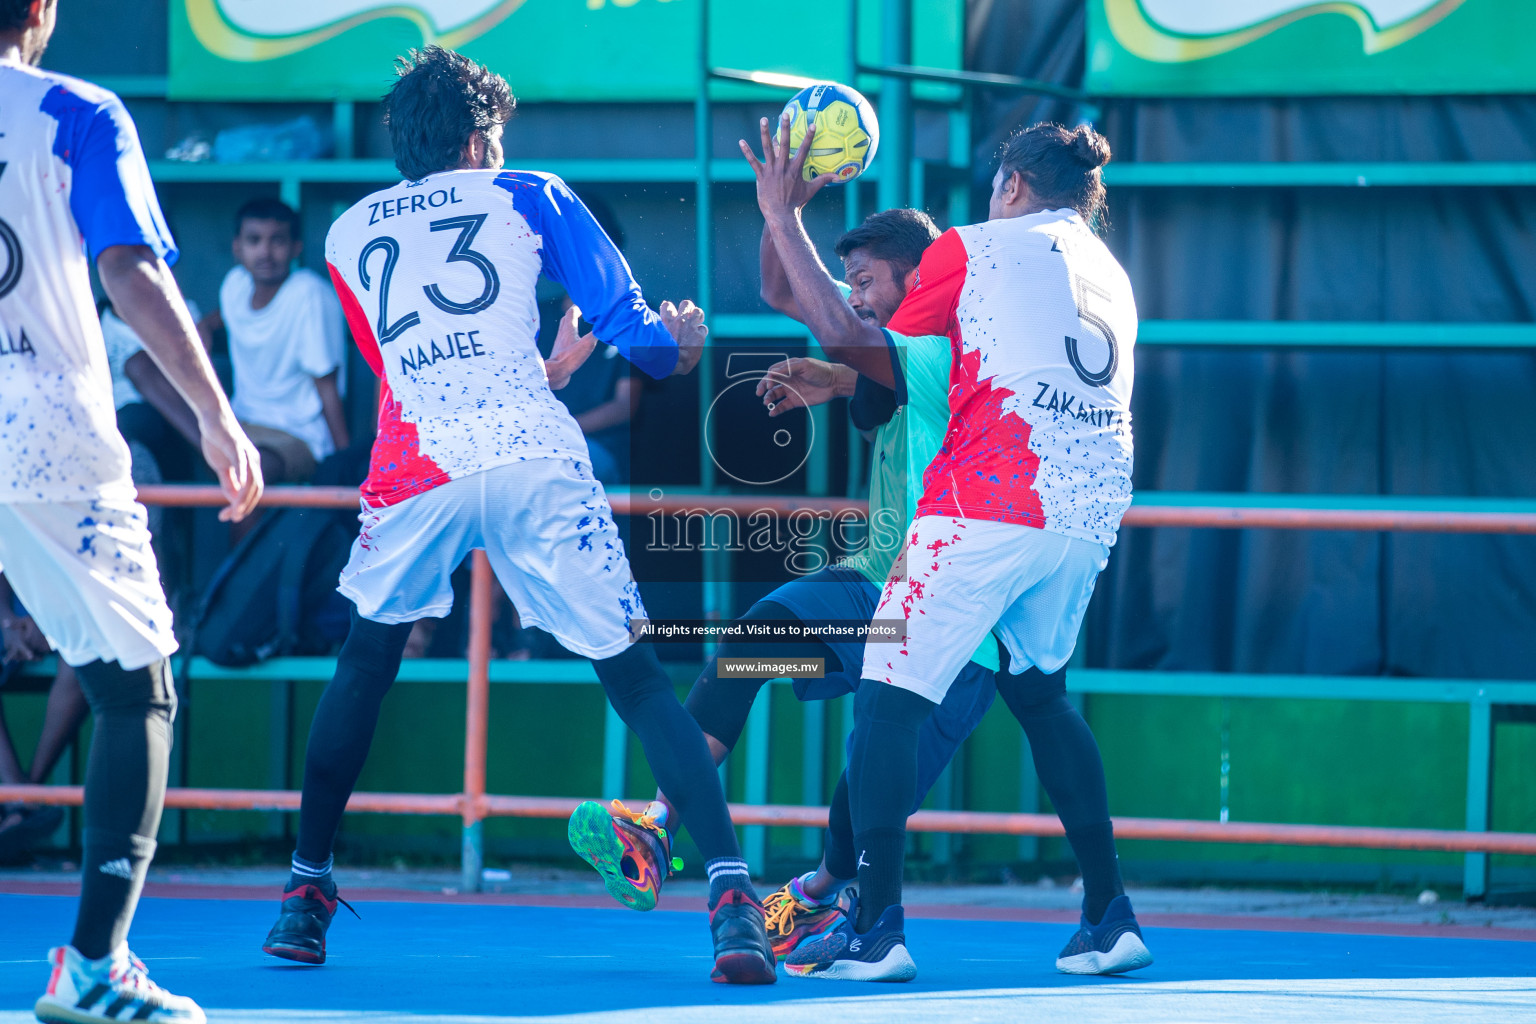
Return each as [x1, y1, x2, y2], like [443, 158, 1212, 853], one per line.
[359, 212, 501, 345]
[1065, 274, 1118, 388]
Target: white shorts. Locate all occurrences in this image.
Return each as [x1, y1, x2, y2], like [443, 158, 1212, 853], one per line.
[337, 457, 645, 660]
[862, 515, 1109, 703]
[0, 498, 177, 671]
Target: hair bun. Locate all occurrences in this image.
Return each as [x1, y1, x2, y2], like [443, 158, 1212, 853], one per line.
[1071, 127, 1111, 169]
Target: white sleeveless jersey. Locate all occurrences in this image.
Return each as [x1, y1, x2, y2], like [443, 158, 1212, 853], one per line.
[326, 169, 678, 507]
[0, 62, 176, 503]
[889, 209, 1137, 546]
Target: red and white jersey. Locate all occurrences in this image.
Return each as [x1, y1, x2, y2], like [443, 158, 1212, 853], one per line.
[326, 169, 678, 507]
[888, 209, 1136, 546]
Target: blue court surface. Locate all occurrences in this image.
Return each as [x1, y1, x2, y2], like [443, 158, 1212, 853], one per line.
[3, 893, 1533, 1023]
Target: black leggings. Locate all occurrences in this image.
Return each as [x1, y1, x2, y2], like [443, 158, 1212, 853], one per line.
[71, 658, 177, 959]
[295, 610, 413, 864]
[296, 610, 743, 866]
[593, 641, 742, 862]
[684, 599, 837, 750]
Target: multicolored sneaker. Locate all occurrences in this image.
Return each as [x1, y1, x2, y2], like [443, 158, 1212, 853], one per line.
[262, 881, 355, 964]
[784, 890, 916, 982]
[567, 799, 681, 912]
[1055, 894, 1153, 975]
[708, 888, 778, 985]
[762, 872, 845, 960]
[34, 944, 205, 1023]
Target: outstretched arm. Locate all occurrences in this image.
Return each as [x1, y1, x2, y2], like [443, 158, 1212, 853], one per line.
[742, 114, 893, 388]
[759, 223, 804, 321]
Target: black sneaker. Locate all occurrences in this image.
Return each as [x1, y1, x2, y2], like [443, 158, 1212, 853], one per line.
[262, 882, 354, 964]
[708, 888, 777, 985]
[784, 889, 916, 982]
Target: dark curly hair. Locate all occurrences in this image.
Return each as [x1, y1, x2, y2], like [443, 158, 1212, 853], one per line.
[998, 122, 1111, 230]
[383, 45, 515, 182]
[834, 208, 941, 280]
[1, 0, 34, 32]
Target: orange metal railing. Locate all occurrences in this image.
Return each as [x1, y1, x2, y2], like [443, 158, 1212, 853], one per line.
[5, 483, 1534, 891]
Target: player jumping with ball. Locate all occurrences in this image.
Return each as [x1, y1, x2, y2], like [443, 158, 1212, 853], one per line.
[743, 114, 1150, 981]
[259, 46, 775, 984]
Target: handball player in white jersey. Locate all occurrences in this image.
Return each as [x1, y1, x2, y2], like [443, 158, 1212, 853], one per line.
[0, 2, 263, 1020]
[260, 46, 777, 985]
[745, 116, 1149, 981]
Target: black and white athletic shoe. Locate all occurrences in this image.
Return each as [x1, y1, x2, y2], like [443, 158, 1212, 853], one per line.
[783, 890, 916, 982]
[1055, 894, 1153, 975]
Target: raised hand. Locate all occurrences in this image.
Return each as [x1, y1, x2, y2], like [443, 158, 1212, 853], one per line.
[739, 111, 839, 222]
[659, 299, 707, 376]
[756, 357, 857, 416]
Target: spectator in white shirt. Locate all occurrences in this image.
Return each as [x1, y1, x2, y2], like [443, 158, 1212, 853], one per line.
[201, 199, 349, 483]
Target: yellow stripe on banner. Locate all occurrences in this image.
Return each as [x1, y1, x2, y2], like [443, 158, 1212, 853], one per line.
[1104, 0, 1465, 63]
[185, 0, 528, 63]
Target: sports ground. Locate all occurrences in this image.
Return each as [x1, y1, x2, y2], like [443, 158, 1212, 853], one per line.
[4, 872, 1533, 1022]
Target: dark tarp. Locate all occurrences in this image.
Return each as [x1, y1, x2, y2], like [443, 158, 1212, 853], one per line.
[967, 0, 1536, 680]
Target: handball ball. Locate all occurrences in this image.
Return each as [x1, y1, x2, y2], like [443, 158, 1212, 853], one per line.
[782, 82, 879, 183]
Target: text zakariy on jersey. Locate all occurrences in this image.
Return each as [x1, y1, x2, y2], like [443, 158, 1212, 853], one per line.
[397, 329, 487, 374]
[1030, 381, 1129, 433]
[368, 186, 463, 226]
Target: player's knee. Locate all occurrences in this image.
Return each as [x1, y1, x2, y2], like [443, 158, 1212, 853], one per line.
[334, 609, 413, 688]
[593, 640, 671, 720]
[996, 665, 1070, 718]
[75, 657, 177, 721]
[854, 680, 935, 733]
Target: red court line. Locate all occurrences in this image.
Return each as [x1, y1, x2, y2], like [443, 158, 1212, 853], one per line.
[3, 881, 1532, 943]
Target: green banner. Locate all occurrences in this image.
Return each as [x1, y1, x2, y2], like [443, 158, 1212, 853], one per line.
[1087, 0, 1536, 95]
[169, 0, 960, 102]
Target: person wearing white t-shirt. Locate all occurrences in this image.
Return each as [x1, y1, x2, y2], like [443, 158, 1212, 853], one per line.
[202, 199, 349, 482]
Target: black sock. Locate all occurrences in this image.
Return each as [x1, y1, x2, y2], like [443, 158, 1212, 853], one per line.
[70, 658, 176, 959]
[705, 857, 756, 908]
[295, 609, 412, 864]
[286, 852, 336, 897]
[851, 827, 906, 932]
[847, 682, 933, 932]
[822, 770, 857, 881]
[594, 642, 742, 866]
[995, 665, 1124, 925]
[1065, 822, 1122, 925]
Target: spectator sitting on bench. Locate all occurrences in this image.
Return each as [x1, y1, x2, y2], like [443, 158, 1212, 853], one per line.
[102, 296, 203, 486]
[200, 198, 349, 484]
[0, 573, 88, 863]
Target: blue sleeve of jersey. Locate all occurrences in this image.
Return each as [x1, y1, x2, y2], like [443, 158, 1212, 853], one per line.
[494, 171, 676, 379]
[41, 85, 177, 265]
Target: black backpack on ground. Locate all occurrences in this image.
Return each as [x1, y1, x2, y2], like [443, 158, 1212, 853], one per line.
[190, 445, 369, 666]
[190, 507, 356, 666]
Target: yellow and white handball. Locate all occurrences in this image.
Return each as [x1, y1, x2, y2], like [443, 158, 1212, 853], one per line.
[782, 82, 880, 183]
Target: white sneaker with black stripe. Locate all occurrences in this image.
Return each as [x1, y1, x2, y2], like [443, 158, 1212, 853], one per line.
[34, 945, 205, 1023]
